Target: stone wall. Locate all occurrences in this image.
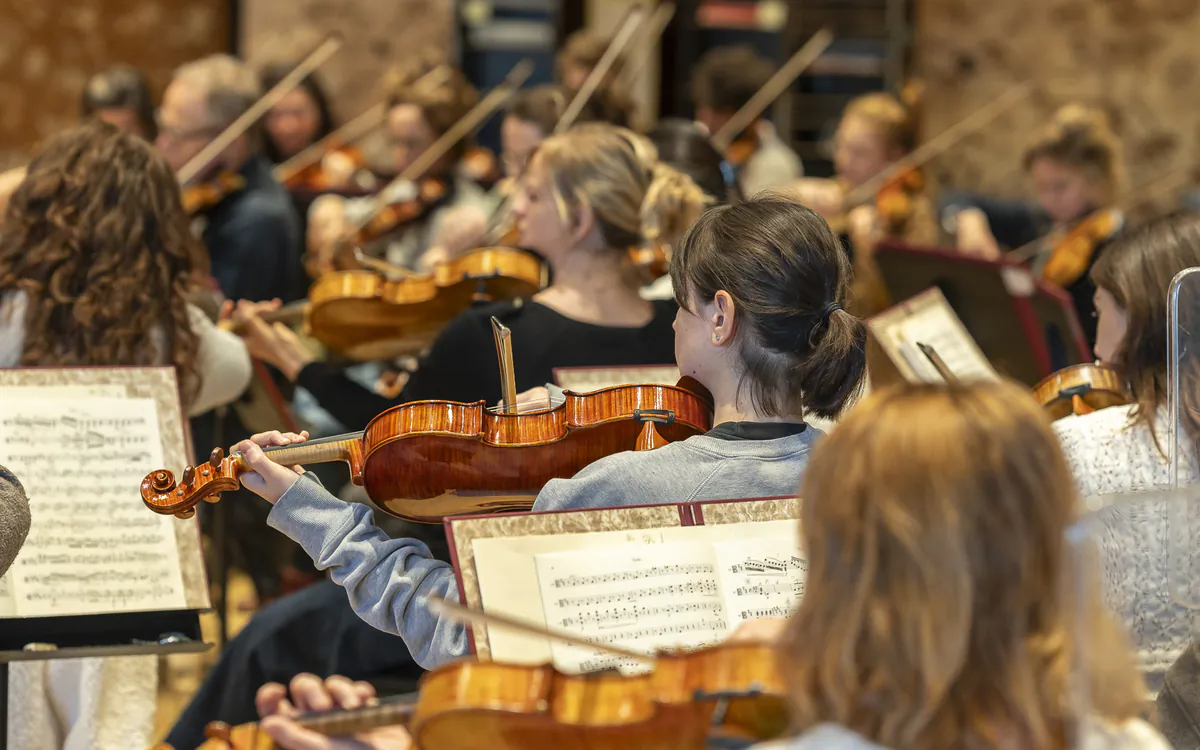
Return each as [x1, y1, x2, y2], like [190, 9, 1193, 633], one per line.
[915, 0, 1200, 207]
[0, 0, 230, 168]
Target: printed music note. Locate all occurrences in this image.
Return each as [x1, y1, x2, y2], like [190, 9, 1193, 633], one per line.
[0, 396, 187, 618]
[712, 536, 807, 630]
[533, 541, 729, 674]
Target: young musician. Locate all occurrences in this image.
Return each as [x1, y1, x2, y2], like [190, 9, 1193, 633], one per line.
[750, 381, 1164, 750]
[260, 62, 335, 166]
[1053, 212, 1200, 691]
[156, 54, 304, 304]
[227, 196, 865, 672]
[789, 92, 938, 315]
[955, 104, 1124, 346]
[306, 68, 494, 276]
[239, 124, 704, 431]
[0, 120, 251, 415]
[691, 45, 804, 196]
[0, 120, 251, 750]
[81, 64, 157, 140]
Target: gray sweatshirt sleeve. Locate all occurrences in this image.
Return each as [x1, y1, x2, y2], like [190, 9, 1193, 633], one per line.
[265, 474, 468, 669]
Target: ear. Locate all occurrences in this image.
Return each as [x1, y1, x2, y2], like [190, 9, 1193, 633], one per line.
[569, 200, 597, 245]
[709, 290, 737, 347]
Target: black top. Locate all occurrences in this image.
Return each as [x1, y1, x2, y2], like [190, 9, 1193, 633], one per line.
[1062, 231, 1119, 350]
[706, 421, 807, 441]
[201, 156, 304, 303]
[297, 298, 680, 431]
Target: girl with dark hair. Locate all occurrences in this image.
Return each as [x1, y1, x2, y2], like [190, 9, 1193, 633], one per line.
[216, 196, 866, 674]
[259, 62, 336, 166]
[81, 64, 157, 140]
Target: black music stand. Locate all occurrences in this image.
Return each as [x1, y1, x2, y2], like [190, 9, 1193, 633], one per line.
[0, 609, 209, 749]
[874, 242, 1090, 385]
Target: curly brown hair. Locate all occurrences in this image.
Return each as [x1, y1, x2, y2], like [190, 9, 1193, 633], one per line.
[0, 120, 201, 405]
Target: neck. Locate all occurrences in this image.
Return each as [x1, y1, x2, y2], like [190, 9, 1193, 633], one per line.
[548, 247, 641, 300]
[705, 371, 804, 426]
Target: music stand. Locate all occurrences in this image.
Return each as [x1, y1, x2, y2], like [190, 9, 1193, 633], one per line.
[874, 242, 1090, 385]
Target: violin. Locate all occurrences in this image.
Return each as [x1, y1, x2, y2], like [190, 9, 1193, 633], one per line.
[873, 167, 924, 237]
[1033, 362, 1131, 420]
[141, 377, 713, 523]
[354, 176, 450, 246]
[182, 171, 246, 215]
[304, 245, 545, 361]
[461, 146, 502, 190]
[1038, 208, 1122, 288]
[278, 146, 369, 193]
[168, 639, 786, 750]
[628, 242, 670, 282]
[722, 130, 760, 171]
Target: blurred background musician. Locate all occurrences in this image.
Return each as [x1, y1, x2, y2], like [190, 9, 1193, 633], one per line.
[953, 104, 1124, 347]
[691, 45, 805, 196]
[157, 54, 304, 306]
[259, 62, 336, 177]
[80, 64, 158, 141]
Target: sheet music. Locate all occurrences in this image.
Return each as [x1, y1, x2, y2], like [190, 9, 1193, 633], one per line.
[533, 541, 728, 674]
[712, 535, 807, 629]
[895, 302, 995, 382]
[0, 396, 187, 617]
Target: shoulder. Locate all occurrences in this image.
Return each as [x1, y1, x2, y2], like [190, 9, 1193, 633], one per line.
[434, 299, 530, 346]
[534, 439, 706, 512]
[1053, 404, 1141, 449]
[1053, 404, 1172, 496]
[750, 724, 889, 750]
[1083, 717, 1171, 750]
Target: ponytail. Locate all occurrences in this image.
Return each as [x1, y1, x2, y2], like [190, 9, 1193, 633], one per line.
[641, 161, 712, 248]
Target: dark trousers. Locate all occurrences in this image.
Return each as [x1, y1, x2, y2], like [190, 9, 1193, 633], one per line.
[164, 579, 423, 749]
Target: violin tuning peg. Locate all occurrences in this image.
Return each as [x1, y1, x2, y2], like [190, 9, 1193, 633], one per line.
[175, 507, 196, 520]
[181, 465, 195, 486]
[209, 447, 224, 468]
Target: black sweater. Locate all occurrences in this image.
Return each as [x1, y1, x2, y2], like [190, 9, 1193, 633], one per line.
[296, 298, 679, 431]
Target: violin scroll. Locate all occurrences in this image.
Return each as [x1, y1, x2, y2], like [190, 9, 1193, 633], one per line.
[141, 454, 244, 519]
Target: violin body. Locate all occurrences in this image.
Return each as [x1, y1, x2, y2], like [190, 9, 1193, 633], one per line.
[305, 247, 545, 360]
[183, 172, 246, 215]
[628, 243, 670, 282]
[142, 380, 713, 523]
[1040, 208, 1122, 288]
[279, 146, 369, 194]
[167, 643, 785, 750]
[1033, 362, 1131, 420]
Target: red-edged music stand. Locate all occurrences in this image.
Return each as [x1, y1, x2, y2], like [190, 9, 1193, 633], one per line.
[874, 242, 1090, 385]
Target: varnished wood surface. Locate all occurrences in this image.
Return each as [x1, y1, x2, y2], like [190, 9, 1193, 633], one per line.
[1033, 362, 1131, 420]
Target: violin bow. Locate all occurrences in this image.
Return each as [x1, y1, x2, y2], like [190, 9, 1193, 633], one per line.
[273, 65, 454, 185]
[842, 81, 1034, 209]
[553, 3, 648, 134]
[711, 27, 835, 153]
[350, 58, 535, 236]
[491, 316, 518, 414]
[612, 2, 677, 95]
[178, 34, 344, 186]
[916, 342, 959, 384]
[427, 595, 654, 663]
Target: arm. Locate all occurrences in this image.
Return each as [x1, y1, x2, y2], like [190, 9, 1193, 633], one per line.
[234, 432, 468, 671]
[186, 304, 253, 416]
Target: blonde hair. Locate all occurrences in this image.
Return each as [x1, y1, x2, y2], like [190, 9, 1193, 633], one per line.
[1024, 104, 1124, 202]
[785, 381, 1146, 750]
[172, 55, 260, 131]
[843, 92, 915, 153]
[534, 124, 711, 250]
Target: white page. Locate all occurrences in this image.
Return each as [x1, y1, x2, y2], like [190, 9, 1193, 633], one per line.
[893, 302, 996, 383]
[533, 541, 727, 674]
[473, 527, 671, 663]
[0, 396, 186, 617]
[711, 532, 806, 630]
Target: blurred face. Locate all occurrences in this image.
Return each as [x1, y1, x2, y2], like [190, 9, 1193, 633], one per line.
[95, 107, 147, 139]
[265, 88, 322, 158]
[510, 154, 573, 259]
[501, 115, 545, 179]
[155, 80, 219, 172]
[1093, 287, 1128, 365]
[695, 106, 731, 139]
[1030, 157, 1095, 224]
[386, 104, 436, 175]
[834, 115, 896, 189]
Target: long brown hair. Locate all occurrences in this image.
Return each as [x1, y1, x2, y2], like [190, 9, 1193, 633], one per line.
[670, 198, 866, 419]
[1091, 211, 1200, 453]
[784, 381, 1145, 750]
[0, 120, 200, 404]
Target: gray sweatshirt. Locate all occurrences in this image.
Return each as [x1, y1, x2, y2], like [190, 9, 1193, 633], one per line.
[753, 720, 1168, 750]
[266, 424, 820, 669]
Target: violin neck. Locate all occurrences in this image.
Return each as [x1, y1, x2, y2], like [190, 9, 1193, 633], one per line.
[242, 432, 364, 475]
[296, 694, 417, 736]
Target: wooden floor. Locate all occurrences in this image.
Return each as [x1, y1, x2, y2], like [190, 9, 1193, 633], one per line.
[154, 571, 259, 744]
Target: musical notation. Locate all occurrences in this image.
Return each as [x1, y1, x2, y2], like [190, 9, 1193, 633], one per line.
[535, 542, 729, 675]
[713, 537, 807, 630]
[0, 396, 187, 617]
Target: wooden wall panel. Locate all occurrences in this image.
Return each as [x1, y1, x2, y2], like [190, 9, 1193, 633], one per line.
[240, 0, 456, 126]
[0, 0, 231, 169]
[915, 0, 1200, 206]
